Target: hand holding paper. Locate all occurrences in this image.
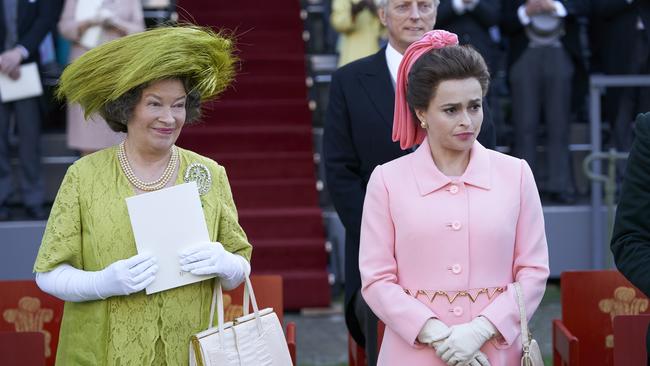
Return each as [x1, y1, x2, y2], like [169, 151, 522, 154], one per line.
[0, 48, 23, 78]
[180, 242, 240, 277]
[95, 253, 158, 298]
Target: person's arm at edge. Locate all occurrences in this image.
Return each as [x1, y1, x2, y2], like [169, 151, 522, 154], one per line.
[611, 113, 650, 296]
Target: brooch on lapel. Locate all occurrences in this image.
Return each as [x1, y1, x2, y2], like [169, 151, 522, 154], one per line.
[184, 163, 212, 195]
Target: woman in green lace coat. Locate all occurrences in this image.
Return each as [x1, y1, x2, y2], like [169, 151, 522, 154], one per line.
[33, 26, 252, 365]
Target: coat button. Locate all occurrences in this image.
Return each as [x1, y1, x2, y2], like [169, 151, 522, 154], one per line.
[451, 264, 462, 274]
[452, 306, 463, 316]
[451, 221, 461, 231]
[449, 185, 459, 194]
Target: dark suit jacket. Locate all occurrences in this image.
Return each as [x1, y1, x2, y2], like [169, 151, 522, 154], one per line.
[0, 0, 62, 64]
[501, 0, 583, 68]
[436, 0, 501, 71]
[611, 112, 650, 364]
[500, 0, 587, 112]
[323, 47, 495, 346]
[590, 0, 650, 74]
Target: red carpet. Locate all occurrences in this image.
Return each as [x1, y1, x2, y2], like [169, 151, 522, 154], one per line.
[176, 0, 330, 308]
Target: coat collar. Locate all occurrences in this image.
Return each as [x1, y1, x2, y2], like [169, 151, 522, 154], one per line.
[410, 138, 492, 196]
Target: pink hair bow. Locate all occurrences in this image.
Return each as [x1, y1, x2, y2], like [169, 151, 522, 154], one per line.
[392, 30, 459, 150]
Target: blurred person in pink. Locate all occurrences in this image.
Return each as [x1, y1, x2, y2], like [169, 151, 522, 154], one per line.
[58, 0, 144, 156]
[359, 30, 549, 365]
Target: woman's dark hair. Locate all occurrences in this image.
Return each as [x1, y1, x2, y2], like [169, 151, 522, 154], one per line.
[100, 77, 202, 133]
[406, 45, 490, 120]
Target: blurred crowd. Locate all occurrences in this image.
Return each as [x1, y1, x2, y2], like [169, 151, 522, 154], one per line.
[1, 0, 648, 220]
[0, 0, 146, 220]
[328, 0, 650, 203]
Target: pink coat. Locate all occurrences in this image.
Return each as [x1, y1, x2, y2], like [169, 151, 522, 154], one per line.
[359, 139, 549, 366]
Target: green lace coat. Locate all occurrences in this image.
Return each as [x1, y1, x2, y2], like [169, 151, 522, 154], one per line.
[33, 146, 252, 365]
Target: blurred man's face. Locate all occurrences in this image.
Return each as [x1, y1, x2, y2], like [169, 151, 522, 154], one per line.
[378, 0, 437, 54]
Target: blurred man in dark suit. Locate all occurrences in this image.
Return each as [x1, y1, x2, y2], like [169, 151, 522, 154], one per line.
[591, 0, 650, 154]
[0, 0, 61, 220]
[501, 0, 583, 204]
[436, 0, 501, 72]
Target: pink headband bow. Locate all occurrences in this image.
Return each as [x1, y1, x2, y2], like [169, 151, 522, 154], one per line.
[392, 30, 459, 150]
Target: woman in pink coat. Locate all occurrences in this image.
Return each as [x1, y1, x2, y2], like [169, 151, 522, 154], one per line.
[59, 0, 145, 155]
[359, 30, 549, 366]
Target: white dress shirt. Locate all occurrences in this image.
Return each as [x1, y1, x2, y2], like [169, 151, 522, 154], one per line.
[385, 42, 403, 87]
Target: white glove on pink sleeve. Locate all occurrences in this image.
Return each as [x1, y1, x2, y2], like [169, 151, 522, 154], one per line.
[437, 316, 497, 364]
[417, 318, 491, 366]
[417, 318, 451, 345]
[179, 242, 249, 290]
[35, 253, 158, 302]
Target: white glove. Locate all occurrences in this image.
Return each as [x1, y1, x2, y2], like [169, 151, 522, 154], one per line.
[437, 316, 497, 364]
[179, 242, 250, 290]
[460, 351, 491, 366]
[95, 253, 158, 298]
[35, 253, 158, 302]
[417, 318, 451, 345]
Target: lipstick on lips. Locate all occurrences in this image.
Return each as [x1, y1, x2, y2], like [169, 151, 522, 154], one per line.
[454, 131, 474, 141]
[154, 127, 175, 135]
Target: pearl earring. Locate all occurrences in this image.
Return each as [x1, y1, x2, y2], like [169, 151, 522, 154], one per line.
[420, 120, 428, 129]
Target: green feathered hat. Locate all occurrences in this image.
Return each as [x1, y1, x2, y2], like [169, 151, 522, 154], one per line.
[57, 25, 236, 118]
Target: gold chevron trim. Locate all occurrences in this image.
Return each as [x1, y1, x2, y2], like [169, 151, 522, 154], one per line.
[404, 287, 506, 304]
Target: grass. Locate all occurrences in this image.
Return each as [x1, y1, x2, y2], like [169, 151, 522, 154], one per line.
[541, 282, 561, 305]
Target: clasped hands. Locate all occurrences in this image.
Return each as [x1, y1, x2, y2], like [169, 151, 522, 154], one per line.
[96, 241, 237, 298]
[417, 317, 496, 366]
[525, 0, 556, 16]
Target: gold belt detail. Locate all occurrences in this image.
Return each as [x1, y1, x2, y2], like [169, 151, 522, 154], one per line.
[404, 287, 506, 304]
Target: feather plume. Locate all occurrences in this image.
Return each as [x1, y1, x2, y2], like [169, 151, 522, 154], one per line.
[57, 25, 236, 118]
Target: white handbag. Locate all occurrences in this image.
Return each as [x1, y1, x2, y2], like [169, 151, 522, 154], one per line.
[189, 276, 293, 366]
[514, 282, 544, 366]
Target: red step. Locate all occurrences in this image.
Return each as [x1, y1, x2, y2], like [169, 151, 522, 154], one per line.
[239, 207, 324, 241]
[231, 179, 319, 209]
[177, 0, 329, 309]
[212, 152, 315, 180]
[235, 31, 305, 55]
[192, 11, 304, 32]
[179, 1, 302, 17]
[252, 269, 331, 310]
[196, 99, 311, 126]
[238, 54, 306, 76]
[221, 75, 308, 100]
[250, 238, 327, 271]
[177, 125, 313, 154]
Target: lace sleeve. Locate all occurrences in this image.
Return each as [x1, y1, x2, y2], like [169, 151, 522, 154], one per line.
[215, 165, 253, 262]
[33, 164, 83, 272]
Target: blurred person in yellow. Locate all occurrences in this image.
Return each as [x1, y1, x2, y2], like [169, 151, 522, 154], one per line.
[331, 0, 384, 67]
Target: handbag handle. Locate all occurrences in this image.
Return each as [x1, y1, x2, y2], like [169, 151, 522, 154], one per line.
[513, 282, 531, 349]
[207, 275, 264, 347]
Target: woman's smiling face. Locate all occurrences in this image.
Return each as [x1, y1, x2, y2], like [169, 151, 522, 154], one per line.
[127, 79, 187, 153]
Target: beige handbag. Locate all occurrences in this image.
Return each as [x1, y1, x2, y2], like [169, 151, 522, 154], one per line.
[514, 282, 544, 366]
[189, 276, 293, 366]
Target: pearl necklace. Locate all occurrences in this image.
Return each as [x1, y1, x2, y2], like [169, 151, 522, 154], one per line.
[117, 141, 179, 191]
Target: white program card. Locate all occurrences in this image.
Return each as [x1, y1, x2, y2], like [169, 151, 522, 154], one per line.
[0, 63, 43, 102]
[126, 182, 213, 294]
